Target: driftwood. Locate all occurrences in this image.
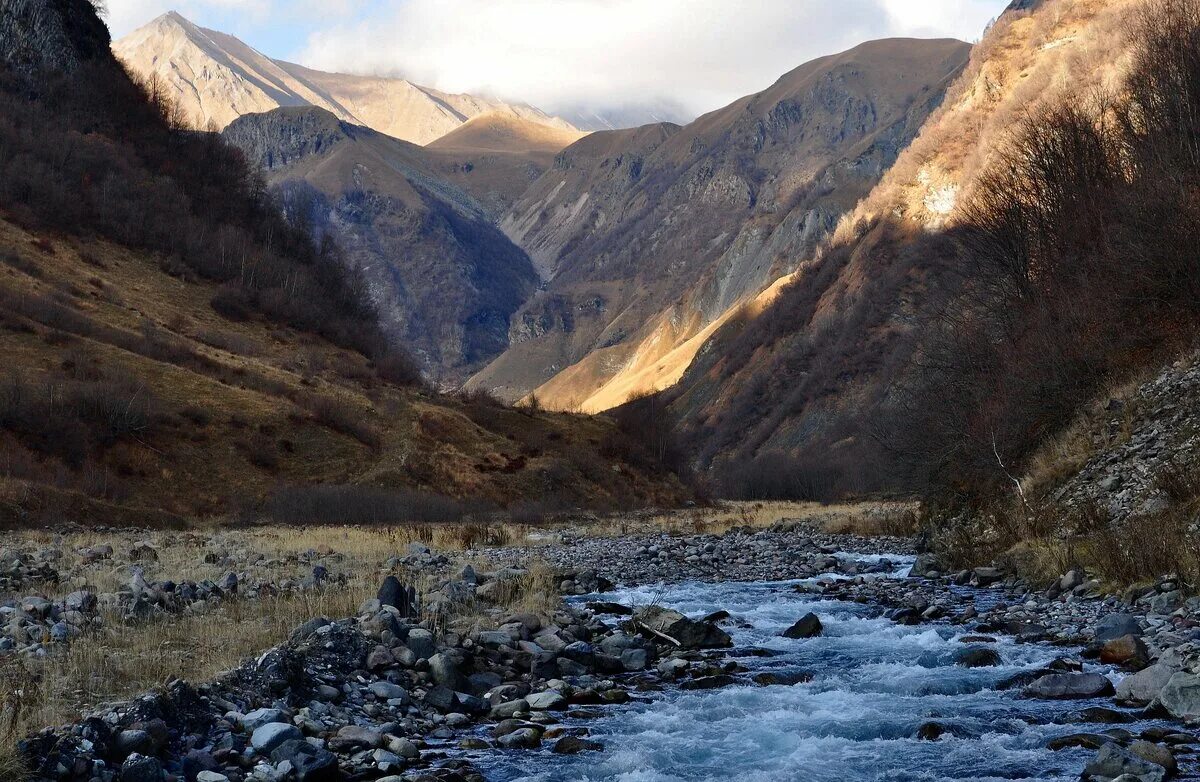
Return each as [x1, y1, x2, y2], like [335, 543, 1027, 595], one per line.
[633, 618, 681, 647]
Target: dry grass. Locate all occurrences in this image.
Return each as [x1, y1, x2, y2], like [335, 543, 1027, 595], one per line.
[4, 583, 374, 746]
[573, 500, 915, 539]
[0, 657, 27, 781]
[1021, 376, 1147, 499]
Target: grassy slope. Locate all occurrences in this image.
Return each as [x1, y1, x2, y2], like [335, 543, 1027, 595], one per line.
[0, 216, 687, 527]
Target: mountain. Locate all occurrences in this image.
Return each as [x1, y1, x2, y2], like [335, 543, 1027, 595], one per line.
[222, 107, 541, 384]
[664, 0, 1175, 497]
[0, 0, 689, 526]
[112, 12, 579, 145]
[423, 112, 589, 220]
[468, 38, 972, 410]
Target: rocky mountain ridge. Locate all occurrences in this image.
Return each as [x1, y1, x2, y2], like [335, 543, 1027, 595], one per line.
[112, 12, 579, 145]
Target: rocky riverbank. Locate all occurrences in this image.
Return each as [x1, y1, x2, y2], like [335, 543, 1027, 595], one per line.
[11, 520, 1200, 782]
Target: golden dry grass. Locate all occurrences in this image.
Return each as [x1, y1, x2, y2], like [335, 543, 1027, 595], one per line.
[3, 584, 374, 746]
[588, 500, 917, 539]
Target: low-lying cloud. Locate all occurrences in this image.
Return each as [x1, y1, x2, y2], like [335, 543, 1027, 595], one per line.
[106, 0, 1007, 119]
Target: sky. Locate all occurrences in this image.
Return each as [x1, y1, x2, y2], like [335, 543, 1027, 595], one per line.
[103, 0, 1010, 118]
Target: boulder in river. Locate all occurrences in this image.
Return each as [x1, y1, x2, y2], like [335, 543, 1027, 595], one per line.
[1116, 662, 1179, 706]
[1100, 634, 1149, 670]
[553, 736, 604, 754]
[1083, 742, 1168, 782]
[954, 646, 1002, 668]
[1023, 673, 1114, 700]
[633, 606, 732, 650]
[782, 613, 823, 639]
[1158, 672, 1200, 721]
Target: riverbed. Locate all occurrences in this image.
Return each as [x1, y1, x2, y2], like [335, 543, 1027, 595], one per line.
[475, 558, 1165, 782]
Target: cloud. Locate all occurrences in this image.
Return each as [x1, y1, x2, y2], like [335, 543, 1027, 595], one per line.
[106, 0, 1006, 118]
[298, 0, 1005, 117]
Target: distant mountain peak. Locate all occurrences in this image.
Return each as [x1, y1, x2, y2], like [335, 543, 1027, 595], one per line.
[112, 13, 579, 145]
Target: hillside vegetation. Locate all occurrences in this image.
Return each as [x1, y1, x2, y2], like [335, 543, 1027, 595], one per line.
[667, 0, 1200, 509]
[0, 0, 688, 528]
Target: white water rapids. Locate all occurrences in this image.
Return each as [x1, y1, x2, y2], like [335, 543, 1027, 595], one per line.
[473, 556, 1159, 782]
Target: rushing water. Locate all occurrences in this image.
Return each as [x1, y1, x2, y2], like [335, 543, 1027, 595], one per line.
[473, 555, 1163, 782]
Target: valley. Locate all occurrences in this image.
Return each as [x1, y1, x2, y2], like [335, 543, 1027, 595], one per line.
[6, 0, 1200, 780]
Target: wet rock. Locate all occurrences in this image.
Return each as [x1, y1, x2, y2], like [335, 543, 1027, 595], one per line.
[496, 728, 541, 749]
[1084, 743, 1168, 782]
[1158, 672, 1200, 721]
[1024, 673, 1115, 700]
[1072, 707, 1135, 724]
[782, 613, 823, 639]
[680, 675, 738, 691]
[634, 606, 732, 650]
[916, 722, 946, 741]
[954, 646, 1002, 668]
[1047, 733, 1111, 751]
[553, 736, 604, 754]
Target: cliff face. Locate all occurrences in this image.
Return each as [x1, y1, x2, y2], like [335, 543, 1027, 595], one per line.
[224, 108, 540, 384]
[0, 0, 111, 78]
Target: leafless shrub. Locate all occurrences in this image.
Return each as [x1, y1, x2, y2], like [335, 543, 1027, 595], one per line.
[264, 484, 467, 525]
[301, 394, 381, 450]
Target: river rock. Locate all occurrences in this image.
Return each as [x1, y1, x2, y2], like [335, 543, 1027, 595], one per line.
[526, 691, 566, 711]
[497, 728, 541, 749]
[1117, 663, 1179, 706]
[1127, 740, 1177, 775]
[1024, 673, 1114, 700]
[955, 646, 1002, 668]
[634, 606, 732, 650]
[271, 739, 338, 781]
[1100, 635, 1149, 669]
[250, 722, 302, 753]
[1096, 614, 1142, 643]
[1158, 672, 1200, 721]
[553, 736, 604, 754]
[1084, 743, 1168, 782]
[120, 754, 165, 782]
[782, 613, 823, 639]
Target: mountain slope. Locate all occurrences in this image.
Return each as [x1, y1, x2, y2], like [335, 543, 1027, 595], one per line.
[113, 12, 578, 145]
[223, 107, 540, 383]
[423, 112, 588, 219]
[469, 38, 972, 410]
[0, 0, 688, 526]
[665, 0, 1166, 494]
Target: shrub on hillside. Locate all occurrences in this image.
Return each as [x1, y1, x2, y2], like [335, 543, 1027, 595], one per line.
[264, 484, 466, 525]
